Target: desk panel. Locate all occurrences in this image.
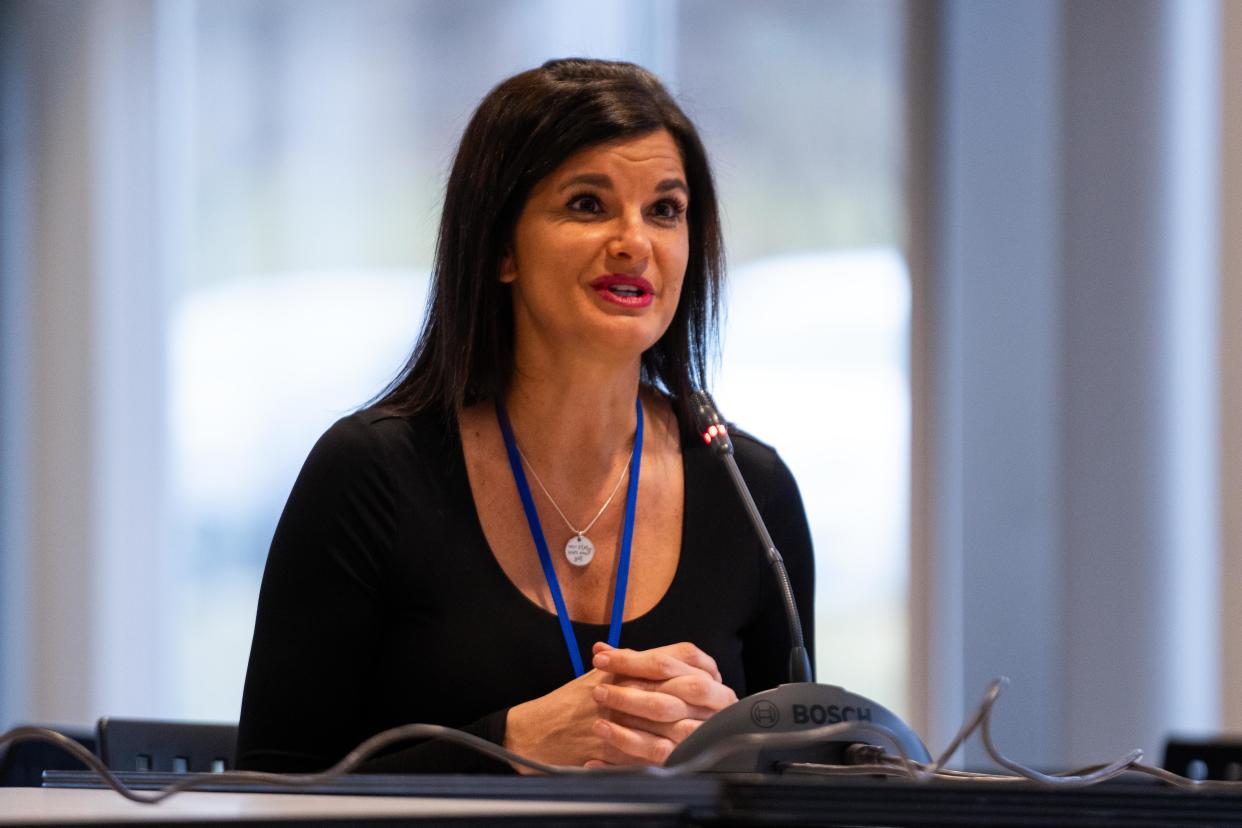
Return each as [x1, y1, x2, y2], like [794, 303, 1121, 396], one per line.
[15, 771, 1242, 827]
[0, 787, 681, 827]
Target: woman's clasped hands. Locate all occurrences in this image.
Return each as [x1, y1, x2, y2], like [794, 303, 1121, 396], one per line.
[504, 641, 738, 771]
[586, 641, 739, 768]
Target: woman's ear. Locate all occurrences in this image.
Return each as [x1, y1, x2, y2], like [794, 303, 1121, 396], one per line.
[499, 250, 517, 284]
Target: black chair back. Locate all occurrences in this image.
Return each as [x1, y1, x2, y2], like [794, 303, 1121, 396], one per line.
[96, 717, 237, 773]
[1164, 736, 1242, 782]
[0, 725, 95, 786]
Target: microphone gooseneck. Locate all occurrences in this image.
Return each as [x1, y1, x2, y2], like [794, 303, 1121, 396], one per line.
[688, 390, 813, 684]
[668, 390, 931, 772]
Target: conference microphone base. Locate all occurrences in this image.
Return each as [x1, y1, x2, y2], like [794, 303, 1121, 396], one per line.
[666, 683, 930, 773]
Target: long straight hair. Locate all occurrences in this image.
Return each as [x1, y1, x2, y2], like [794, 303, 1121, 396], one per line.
[372, 59, 724, 425]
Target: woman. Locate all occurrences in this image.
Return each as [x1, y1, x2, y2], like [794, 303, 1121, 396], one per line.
[236, 58, 814, 773]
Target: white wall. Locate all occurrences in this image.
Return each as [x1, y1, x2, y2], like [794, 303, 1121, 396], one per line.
[1221, 0, 1242, 735]
[915, 0, 1225, 768]
[0, 0, 171, 727]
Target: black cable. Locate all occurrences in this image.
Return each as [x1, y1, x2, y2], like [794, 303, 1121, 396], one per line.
[796, 679, 1242, 793]
[0, 723, 596, 804]
[7, 677, 1242, 804]
[0, 717, 920, 803]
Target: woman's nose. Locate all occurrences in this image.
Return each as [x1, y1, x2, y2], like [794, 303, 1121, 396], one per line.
[606, 211, 652, 262]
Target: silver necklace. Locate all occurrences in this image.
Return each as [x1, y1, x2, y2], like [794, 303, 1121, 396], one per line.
[513, 441, 633, 567]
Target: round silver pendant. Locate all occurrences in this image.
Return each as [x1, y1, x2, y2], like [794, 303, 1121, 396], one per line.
[565, 533, 595, 567]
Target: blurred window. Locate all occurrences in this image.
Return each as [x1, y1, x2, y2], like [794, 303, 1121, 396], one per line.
[170, 0, 909, 719]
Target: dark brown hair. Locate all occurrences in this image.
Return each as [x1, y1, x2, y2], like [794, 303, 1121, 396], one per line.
[372, 58, 724, 423]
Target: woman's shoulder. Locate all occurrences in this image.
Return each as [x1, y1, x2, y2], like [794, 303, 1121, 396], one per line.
[304, 406, 455, 478]
[673, 397, 791, 482]
[727, 425, 785, 469]
[724, 425, 798, 493]
[681, 409, 803, 517]
[322, 405, 451, 446]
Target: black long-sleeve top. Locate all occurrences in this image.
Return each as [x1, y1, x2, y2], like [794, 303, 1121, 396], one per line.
[236, 406, 814, 773]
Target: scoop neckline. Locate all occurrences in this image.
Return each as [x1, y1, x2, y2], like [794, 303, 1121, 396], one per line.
[449, 411, 691, 630]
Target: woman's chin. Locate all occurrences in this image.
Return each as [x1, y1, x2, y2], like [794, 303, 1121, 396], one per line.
[590, 315, 671, 356]
[515, 302, 673, 366]
[547, 326, 665, 368]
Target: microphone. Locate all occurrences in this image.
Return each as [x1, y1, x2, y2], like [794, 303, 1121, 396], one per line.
[666, 390, 930, 772]
[689, 390, 812, 684]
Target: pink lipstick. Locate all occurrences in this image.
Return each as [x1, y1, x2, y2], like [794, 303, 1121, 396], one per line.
[590, 274, 655, 308]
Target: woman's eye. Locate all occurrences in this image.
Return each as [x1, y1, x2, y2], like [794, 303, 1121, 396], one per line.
[651, 199, 687, 221]
[567, 194, 603, 214]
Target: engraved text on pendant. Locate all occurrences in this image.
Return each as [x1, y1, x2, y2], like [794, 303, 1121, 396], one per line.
[565, 534, 595, 567]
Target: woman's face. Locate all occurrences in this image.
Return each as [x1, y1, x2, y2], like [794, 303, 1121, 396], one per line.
[501, 129, 690, 367]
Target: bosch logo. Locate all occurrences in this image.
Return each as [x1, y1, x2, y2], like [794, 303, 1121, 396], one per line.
[792, 704, 873, 725]
[750, 700, 780, 728]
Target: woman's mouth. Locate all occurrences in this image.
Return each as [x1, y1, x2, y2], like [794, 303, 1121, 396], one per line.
[590, 274, 655, 308]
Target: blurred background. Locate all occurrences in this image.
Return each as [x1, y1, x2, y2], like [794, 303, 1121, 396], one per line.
[1, 0, 1239, 771]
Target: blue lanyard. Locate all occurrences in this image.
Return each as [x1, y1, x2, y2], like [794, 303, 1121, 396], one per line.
[495, 396, 643, 677]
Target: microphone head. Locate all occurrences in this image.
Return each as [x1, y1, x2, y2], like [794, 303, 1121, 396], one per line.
[690, 389, 734, 455]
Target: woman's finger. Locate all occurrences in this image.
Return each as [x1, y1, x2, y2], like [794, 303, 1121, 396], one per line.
[593, 718, 677, 766]
[593, 682, 717, 723]
[591, 642, 722, 683]
[586, 732, 659, 768]
[610, 675, 660, 692]
[602, 672, 737, 716]
[607, 711, 704, 744]
[652, 673, 739, 710]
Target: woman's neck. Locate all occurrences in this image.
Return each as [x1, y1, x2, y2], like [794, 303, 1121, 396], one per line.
[501, 351, 644, 477]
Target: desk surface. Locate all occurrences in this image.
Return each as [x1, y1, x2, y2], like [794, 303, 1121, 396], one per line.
[9, 771, 1242, 827]
[0, 787, 679, 826]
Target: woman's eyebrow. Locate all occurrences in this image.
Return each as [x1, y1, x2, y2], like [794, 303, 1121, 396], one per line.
[655, 177, 689, 196]
[555, 174, 689, 195]
[558, 173, 612, 191]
